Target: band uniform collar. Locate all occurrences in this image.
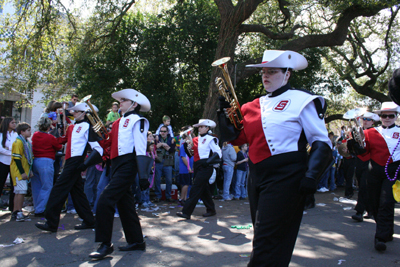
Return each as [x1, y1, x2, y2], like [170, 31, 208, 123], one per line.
[268, 83, 292, 97]
[382, 124, 396, 129]
[123, 110, 138, 117]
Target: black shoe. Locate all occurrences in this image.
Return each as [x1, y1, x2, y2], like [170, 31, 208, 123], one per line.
[165, 198, 174, 203]
[153, 198, 160, 203]
[374, 238, 386, 251]
[351, 213, 363, 222]
[364, 213, 373, 219]
[304, 202, 315, 210]
[35, 222, 57, 232]
[202, 211, 216, 217]
[118, 241, 146, 251]
[34, 212, 45, 217]
[345, 194, 353, 199]
[75, 221, 95, 230]
[176, 212, 190, 220]
[89, 243, 114, 259]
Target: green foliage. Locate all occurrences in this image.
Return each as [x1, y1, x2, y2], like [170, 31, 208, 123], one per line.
[74, 0, 220, 132]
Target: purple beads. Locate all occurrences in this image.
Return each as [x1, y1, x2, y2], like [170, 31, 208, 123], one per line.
[385, 137, 400, 182]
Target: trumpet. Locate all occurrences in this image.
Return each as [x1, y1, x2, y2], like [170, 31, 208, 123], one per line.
[81, 95, 109, 140]
[212, 57, 244, 130]
[343, 107, 367, 148]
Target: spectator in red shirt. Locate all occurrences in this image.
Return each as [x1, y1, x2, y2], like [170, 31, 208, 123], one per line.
[31, 117, 63, 217]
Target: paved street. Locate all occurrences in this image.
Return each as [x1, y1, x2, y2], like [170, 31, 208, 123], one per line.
[0, 188, 399, 267]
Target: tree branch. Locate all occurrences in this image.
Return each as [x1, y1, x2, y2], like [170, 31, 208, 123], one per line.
[279, 3, 391, 51]
[239, 24, 300, 39]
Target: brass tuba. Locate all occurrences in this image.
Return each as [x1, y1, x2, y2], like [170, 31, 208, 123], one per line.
[81, 95, 109, 140]
[212, 57, 244, 130]
[343, 107, 367, 148]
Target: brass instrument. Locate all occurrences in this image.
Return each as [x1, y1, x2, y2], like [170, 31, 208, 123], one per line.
[343, 108, 367, 148]
[212, 57, 244, 130]
[180, 127, 194, 157]
[81, 95, 109, 140]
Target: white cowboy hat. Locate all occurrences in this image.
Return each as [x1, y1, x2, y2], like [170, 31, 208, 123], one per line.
[246, 50, 308, 70]
[373, 101, 400, 114]
[112, 88, 151, 112]
[360, 111, 380, 122]
[193, 119, 216, 128]
[67, 102, 99, 112]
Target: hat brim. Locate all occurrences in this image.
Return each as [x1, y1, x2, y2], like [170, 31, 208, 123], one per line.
[360, 112, 380, 121]
[246, 50, 308, 70]
[112, 89, 151, 112]
[193, 122, 216, 128]
[373, 108, 400, 115]
[67, 103, 99, 112]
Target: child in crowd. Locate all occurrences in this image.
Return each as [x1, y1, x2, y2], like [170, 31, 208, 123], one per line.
[155, 115, 174, 137]
[10, 122, 33, 222]
[105, 102, 120, 127]
[141, 141, 156, 208]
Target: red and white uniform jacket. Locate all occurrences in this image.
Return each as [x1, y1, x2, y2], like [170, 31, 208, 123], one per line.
[232, 86, 331, 164]
[58, 121, 103, 160]
[363, 125, 400, 166]
[108, 112, 149, 160]
[193, 134, 222, 162]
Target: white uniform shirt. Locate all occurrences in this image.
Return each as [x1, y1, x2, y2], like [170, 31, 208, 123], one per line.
[259, 90, 332, 156]
[69, 122, 103, 158]
[196, 134, 222, 160]
[376, 125, 400, 161]
[110, 113, 149, 159]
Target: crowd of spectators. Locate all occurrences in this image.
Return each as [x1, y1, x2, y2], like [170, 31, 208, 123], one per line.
[1, 97, 372, 224]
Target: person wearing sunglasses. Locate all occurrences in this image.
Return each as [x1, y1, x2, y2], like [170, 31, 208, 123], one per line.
[218, 50, 332, 266]
[349, 112, 379, 223]
[350, 101, 400, 252]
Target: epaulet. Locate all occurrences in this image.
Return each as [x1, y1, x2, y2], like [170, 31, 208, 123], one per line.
[139, 114, 146, 133]
[291, 88, 326, 119]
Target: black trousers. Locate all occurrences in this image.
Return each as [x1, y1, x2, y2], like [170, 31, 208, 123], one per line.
[0, 162, 14, 211]
[182, 159, 215, 216]
[354, 158, 371, 214]
[247, 152, 307, 267]
[367, 161, 398, 242]
[45, 157, 95, 229]
[343, 157, 355, 197]
[95, 154, 143, 244]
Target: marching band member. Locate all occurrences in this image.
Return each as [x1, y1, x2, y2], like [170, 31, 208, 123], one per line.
[218, 50, 332, 266]
[351, 102, 400, 251]
[176, 119, 222, 220]
[349, 112, 379, 222]
[35, 102, 103, 232]
[89, 89, 152, 259]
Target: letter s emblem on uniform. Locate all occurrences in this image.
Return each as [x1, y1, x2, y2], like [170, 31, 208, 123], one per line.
[123, 119, 130, 127]
[76, 126, 82, 133]
[393, 132, 399, 139]
[273, 100, 290, 112]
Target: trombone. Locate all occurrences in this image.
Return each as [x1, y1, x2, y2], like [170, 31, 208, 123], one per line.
[81, 95, 109, 140]
[212, 57, 244, 130]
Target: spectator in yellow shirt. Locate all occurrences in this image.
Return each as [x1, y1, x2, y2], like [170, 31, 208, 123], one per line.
[10, 122, 33, 222]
